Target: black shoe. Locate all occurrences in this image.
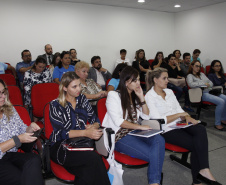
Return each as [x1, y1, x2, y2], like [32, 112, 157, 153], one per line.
[214, 125, 226, 131]
[221, 122, 226, 126]
[197, 174, 222, 185]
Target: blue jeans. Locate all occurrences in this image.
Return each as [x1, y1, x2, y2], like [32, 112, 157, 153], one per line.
[167, 83, 190, 107]
[202, 92, 226, 125]
[115, 134, 165, 184]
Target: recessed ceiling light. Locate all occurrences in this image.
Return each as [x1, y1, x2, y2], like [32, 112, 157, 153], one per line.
[174, 4, 181, 8]
[138, 0, 145, 3]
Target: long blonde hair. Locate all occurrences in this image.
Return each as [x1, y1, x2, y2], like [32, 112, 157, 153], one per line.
[58, 71, 80, 107]
[145, 67, 168, 91]
[0, 79, 13, 121]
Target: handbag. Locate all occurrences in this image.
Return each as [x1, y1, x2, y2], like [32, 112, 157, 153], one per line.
[66, 137, 94, 148]
[209, 88, 222, 96]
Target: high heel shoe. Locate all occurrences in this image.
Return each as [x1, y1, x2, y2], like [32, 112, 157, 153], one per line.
[197, 174, 222, 185]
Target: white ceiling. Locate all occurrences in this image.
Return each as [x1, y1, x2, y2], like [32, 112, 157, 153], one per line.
[47, 0, 226, 13]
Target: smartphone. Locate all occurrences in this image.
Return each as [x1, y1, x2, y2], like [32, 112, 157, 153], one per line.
[32, 128, 44, 137]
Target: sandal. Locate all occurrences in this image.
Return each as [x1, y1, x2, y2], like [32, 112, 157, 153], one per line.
[214, 125, 226, 131]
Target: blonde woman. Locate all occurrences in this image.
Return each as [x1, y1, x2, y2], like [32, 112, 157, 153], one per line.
[0, 79, 43, 185]
[49, 72, 110, 185]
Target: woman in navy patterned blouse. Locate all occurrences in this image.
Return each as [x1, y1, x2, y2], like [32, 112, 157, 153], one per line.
[0, 79, 43, 185]
[49, 71, 110, 185]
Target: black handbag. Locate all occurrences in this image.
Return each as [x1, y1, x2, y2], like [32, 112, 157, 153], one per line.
[209, 88, 222, 96]
[66, 137, 94, 148]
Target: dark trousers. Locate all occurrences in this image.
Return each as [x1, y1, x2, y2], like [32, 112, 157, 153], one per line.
[162, 124, 209, 184]
[50, 142, 111, 185]
[0, 152, 44, 185]
[167, 83, 190, 107]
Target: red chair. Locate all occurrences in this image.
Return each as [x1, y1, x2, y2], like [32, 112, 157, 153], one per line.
[8, 86, 23, 106]
[4, 63, 14, 75]
[200, 67, 205, 73]
[148, 59, 154, 67]
[0, 74, 16, 85]
[105, 78, 111, 90]
[14, 105, 31, 126]
[31, 83, 59, 128]
[205, 65, 211, 75]
[97, 98, 148, 167]
[44, 103, 109, 182]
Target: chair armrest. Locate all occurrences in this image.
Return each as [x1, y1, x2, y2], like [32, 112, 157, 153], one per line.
[212, 86, 223, 93]
[141, 119, 165, 130]
[188, 88, 202, 103]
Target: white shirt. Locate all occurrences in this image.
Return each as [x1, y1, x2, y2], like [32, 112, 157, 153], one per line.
[145, 87, 184, 133]
[95, 68, 105, 86]
[46, 54, 53, 65]
[102, 91, 150, 134]
[115, 58, 131, 67]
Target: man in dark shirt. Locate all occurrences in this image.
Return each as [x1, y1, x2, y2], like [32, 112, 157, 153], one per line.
[180, 53, 191, 77]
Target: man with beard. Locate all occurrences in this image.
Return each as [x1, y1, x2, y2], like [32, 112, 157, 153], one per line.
[16, 50, 35, 88]
[39, 44, 53, 65]
[88, 56, 111, 90]
[180, 52, 191, 77]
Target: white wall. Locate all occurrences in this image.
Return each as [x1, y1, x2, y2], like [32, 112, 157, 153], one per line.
[175, 2, 226, 69]
[0, 1, 175, 72]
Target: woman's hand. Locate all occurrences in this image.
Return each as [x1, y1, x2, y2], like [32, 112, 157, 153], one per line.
[134, 85, 145, 101]
[18, 133, 37, 143]
[185, 116, 198, 125]
[137, 125, 151, 130]
[139, 64, 145, 72]
[85, 127, 103, 140]
[205, 83, 210, 88]
[26, 122, 40, 133]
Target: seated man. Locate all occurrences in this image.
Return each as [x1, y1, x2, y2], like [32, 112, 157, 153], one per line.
[180, 52, 191, 77]
[115, 49, 131, 67]
[16, 50, 35, 88]
[88, 56, 111, 90]
[39, 44, 53, 65]
[0, 62, 16, 77]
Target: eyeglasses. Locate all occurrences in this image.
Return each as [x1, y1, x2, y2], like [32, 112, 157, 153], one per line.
[214, 65, 221, 67]
[0, 88, 7, 97]
[194, 65, 201, 68]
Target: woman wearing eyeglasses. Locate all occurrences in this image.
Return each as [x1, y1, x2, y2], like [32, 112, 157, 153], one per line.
[187, 60, 226, 131]
[208, 60, 226, 94]
[0, 79, 43, 185]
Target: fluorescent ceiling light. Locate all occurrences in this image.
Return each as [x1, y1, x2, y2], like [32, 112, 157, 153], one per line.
[138, 0, 145, 3]
[174, 4, 181, 8]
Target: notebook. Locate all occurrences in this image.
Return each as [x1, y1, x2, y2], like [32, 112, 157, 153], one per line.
[128, 129, 163, 138]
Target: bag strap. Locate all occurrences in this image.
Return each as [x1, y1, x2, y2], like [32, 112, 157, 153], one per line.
[106, 130, 116, 165]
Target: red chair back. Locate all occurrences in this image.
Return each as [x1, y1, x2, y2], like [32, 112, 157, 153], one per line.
[8, 86, 23, 106]
[105, 79, 111, 90]
[0, 74, 16, 85]
[14, 105, 31, 126]
[148, 59, 154, 67]
[31, 83, 59, 118]
[97, 98, 107, 123]
[200, 67, 205, 73]
[205, 65, 211, 75]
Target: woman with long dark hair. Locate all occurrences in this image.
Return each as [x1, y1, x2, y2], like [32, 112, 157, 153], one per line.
[187, 60, 226, 131]
[52, 51, 75, 84]
[208, 60, 226, 93]
[103, 66, 165, 185]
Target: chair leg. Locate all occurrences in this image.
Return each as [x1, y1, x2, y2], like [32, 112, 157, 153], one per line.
[169, 152, 191, 169]
[161, 172, 163, 185]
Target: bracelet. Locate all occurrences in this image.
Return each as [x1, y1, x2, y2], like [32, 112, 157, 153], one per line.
[140, 100, 146, 106]
[12, 135, 22, 148]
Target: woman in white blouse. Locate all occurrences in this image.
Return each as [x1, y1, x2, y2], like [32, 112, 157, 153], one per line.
[145, 68, 221, 185]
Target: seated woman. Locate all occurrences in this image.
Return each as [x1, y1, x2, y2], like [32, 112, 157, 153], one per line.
[166, 54, 193, 112]
[49, 72, 110, 185]
[187, 60, 226, 131]
[49, 52, 61, 76]
[208, 60, 226, 94]
[75, 61, 107, 101]
[23, 57, 52, 106]
[0, 79, 43, 185]
[107, 63, 127, 92]
[70, 48, 80, 66]
[52, 51, 75, 84]
[132, 49, 151, 89]
[151, 51, 167, 69]
[173, 49, 183, 64]
[145, 68, 222, 185]
[103, 66, 165, 185]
